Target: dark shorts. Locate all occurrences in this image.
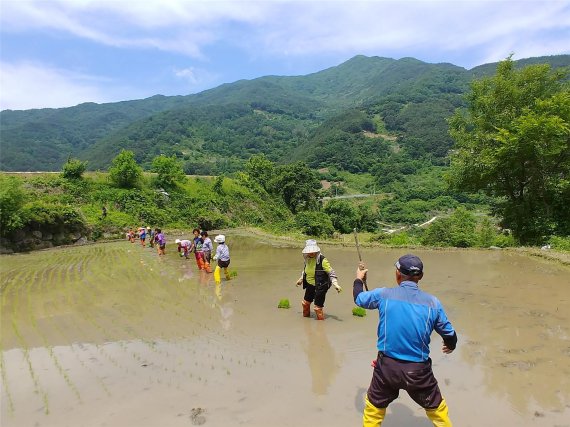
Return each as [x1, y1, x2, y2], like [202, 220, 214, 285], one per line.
[159, 244, 166, 250]
[303, 282, 328, 307]
[367, 352, 443, 410]
[217, 259, 230, 268]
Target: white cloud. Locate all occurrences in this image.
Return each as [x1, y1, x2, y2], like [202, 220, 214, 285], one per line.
[174, 66, 220, 90]
[1, 1, 568, 65]
[0, 62, 118, 110]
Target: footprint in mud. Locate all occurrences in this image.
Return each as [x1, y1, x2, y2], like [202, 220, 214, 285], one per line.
[190, 407, 206, 425]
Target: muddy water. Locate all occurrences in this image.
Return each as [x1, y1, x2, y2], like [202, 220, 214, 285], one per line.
[1, 236, 569, 427]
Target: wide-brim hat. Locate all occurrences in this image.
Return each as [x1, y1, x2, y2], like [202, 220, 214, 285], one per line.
[214, 234, 225, 243]
[302, 239, 320, 254]
[175, 239, 181, 244]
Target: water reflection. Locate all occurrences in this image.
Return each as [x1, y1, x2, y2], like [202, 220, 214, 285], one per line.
[1, 237, 569, 426]
[302, 320, 339, 396]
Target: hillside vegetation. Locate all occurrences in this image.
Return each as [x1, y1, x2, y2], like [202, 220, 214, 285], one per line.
[1, 55, 569, 251]
[2, 55, 568, 173]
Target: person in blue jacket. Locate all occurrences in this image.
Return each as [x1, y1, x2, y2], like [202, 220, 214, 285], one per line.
[353, 254, 457, 427]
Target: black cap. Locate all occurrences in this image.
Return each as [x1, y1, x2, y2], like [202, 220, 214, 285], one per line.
[395, 254, 423, 276]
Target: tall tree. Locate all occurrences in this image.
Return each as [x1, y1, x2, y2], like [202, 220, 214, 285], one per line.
[108, 150, 143, 189]
[151, 155, 185, 189]
[448, 57, 570, 244]
[270, 162, 321, 213]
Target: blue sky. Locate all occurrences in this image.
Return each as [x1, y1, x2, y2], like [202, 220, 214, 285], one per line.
[1, 0, 569, 110]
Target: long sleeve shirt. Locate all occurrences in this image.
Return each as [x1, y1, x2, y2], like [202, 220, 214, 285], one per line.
[215, 243, 230, 261]
[354, 279, 457, 362]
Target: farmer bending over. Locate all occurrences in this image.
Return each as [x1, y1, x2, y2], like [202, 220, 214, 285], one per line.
[353, 254, 457, 426]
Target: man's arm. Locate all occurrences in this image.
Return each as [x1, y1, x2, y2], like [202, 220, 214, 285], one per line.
[435, 302, 458, 354]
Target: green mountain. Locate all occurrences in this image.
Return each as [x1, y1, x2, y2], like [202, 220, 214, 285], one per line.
[1, 55, 568, 172]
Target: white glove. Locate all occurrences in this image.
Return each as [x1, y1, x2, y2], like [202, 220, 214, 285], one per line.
[332, 279, 342, 293]
[296, 277, 303, 287]
[213, 255, 218, 261]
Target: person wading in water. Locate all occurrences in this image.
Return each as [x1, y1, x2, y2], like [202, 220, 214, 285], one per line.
[295, 239, 341, 320]
[353, 254, 457, 426]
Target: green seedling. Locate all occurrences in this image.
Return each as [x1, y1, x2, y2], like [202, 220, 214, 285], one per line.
[278, 299, 290, 309]
[229, 270, 238, 278]
[352, 307, 367, 317]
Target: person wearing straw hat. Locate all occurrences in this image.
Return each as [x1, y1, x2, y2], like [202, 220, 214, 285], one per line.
[295, 239, 341, 320]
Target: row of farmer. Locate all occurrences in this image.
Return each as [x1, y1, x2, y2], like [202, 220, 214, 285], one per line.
[127, 227, 166, 255]
[176, 228, 231, 285]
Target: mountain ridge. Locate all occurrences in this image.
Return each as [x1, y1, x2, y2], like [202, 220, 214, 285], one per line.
[1, 54, 568, 172]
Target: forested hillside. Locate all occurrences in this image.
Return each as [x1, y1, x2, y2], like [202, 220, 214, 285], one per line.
[2, 54, 568, 173]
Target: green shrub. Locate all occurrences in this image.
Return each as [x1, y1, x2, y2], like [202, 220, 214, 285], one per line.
[61, 157, 87, 180]
[492, 233, 517, 248]
[0, 176, 28, 236]
[23, 201, 84, 228]
[549, 236, 570, 251]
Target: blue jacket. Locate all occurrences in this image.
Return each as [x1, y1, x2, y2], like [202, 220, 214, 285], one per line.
[354, 279, 457, 362]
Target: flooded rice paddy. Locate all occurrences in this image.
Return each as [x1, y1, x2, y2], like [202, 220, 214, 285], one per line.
[1, 235, 569, 426]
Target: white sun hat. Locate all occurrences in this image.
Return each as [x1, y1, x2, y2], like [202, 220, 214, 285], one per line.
[302, 239, 321, 254]
[175, 239, 181, 244]
[214, 234, 225, 243]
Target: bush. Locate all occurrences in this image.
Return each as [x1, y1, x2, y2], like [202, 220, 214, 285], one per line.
[0, 176, 27, 236]
[61, 157, 87, 180]
[421, 207, 477, 247]
[549, 236, 570, 251]
[23, 201, 84, 228]
[491, 233, 517, 248]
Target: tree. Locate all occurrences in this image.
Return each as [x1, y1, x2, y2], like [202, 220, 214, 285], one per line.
[323, 199, 359, 233]
[270, 162, 321, 213]
[151, 155, 185, 189]
[61, 157, 87, 179]
[245, 154, 274, 191]
[295, 211, 335, 237]
[448, 57, 570, 244]
[108, 150, 143, 189]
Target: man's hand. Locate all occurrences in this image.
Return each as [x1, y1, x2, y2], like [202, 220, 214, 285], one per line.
[296, 277, 303, 287]
[442, 344, 454, 354]
[356, 262, 368, 282]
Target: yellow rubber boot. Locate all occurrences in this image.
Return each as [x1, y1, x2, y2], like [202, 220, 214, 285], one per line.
[224, 268, 231, 280]
[363, 395, 386, 426]
[214, 266, 221, 284]
[425, 399, 452, 427]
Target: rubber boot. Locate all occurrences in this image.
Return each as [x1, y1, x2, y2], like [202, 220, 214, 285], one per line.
[203, 260, 212, 273]
[425, 399, 452, 427]
[214, 266, 221, 284]
[196, 255, 205, 270]
[224, 268, 231, 280]
[363, 395, 386, 426]
[302, 300, 311, 317]
[314, 305, 325, 320]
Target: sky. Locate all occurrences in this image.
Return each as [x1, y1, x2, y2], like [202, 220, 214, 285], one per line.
[1, 0, 569, 111]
